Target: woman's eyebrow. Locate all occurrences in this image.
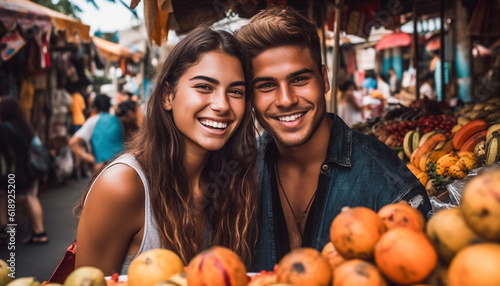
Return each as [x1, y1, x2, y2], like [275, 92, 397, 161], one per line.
[189, 75, 219, 85]
[229, 81, 246, 87]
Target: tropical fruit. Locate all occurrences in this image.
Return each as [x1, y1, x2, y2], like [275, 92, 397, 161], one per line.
[248, 270, 278, 286]
[332, 259, 387, 286]
[485, 131, 500, 166]
[186, 246, 247, 286]
[330, 207, 386, 260]
[425, 207, 482, 263]
[276, 248, 332, 286]
[63, 266, 105, 286]
[452, 119, 488, 150]
[320, 242, 345, 271]
[128, 249, 184, 286]
[0, 259, 13, 286]
[155, 272, 187, 286]
[374, 228, 437, 285]
[377, 201, 425, 232]
[448, 243, 500, 286]
[6, 278, 40, 286]
[461, 168, 500, 241]
[403, 130, 420, 159]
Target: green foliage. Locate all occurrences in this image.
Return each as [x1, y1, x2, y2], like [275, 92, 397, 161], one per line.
[30, 0, 82, 20]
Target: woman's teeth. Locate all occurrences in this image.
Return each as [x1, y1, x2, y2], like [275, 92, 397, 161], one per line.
[200, 119, 228, 129]
[278, 113, 304, 122]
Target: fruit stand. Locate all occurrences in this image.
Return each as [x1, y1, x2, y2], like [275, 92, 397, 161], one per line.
[2, 98, 499, 286]
[352, 97, 500, 202]
[3, 165, 499, 286]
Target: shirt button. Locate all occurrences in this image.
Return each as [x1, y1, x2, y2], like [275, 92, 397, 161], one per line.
[321, 164, 329, 171]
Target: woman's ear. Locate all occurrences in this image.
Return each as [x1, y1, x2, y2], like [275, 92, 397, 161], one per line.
[163, 84, 174, 111]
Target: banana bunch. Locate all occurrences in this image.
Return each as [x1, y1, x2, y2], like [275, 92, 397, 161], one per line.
[445, 151, 480, 179]
[451, 116, 472, 134]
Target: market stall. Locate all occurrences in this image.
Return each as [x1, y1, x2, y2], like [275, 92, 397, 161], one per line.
[0, 0, 95, 183]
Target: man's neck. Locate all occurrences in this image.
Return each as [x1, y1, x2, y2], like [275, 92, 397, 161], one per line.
[275, 115, 332, 167]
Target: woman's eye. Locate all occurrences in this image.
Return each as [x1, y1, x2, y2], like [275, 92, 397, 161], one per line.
[195, 84, 212, 91]
[228, 89, 245, 97]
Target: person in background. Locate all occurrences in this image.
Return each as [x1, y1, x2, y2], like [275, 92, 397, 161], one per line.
[420, 72, 436, 100]
[389, 67, 398, 96]
[361, 70, 377, 96]
[337, 80, 363, 126]
[236, 6, 432, 271]
[69, 94, 125, 174]
[69, 87, 88, 180]
[0, 96, 48, 244]
[73, 27, 258, 276]
[116, 99, 141, 142]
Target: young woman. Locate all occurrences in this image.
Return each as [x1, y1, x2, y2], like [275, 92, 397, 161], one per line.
[74, 28, 259, 275]
[0, 96, 48, 244]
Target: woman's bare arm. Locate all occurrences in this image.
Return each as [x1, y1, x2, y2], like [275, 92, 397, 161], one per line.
[75, 163, 145, 275]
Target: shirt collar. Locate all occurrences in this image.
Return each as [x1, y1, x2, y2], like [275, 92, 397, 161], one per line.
[260, 113, 353, 168]
[325, 113, 352, 167]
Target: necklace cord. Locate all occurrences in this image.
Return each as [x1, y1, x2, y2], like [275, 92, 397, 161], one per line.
[274, 161, 317, 237]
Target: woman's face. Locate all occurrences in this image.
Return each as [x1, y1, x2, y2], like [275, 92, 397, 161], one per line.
[164, 51, 246, 154]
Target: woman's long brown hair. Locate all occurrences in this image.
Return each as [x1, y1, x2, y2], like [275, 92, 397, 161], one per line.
[77, 28, 258, 266]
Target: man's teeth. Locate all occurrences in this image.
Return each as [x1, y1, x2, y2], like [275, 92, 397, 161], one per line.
[200, 119, 228, 129]
[278, 113, 304, 122]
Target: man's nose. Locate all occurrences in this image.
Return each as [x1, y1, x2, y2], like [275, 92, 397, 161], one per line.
[275, 85, 298, 107]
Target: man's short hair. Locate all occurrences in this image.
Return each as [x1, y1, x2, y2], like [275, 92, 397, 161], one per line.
[93, 94, 111, 112]
[236, 6, 322, 70]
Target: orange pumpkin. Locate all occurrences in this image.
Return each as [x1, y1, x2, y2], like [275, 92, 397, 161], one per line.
[276, 248, 332, 286]
[448, 243, 500, 286]
[320, 242, 345, 271]
[127, 249, 184, 286]
[186, 246, 248, 286]
[377, 201, 425, 232]
[333, 259, 387, 286]
[330, 206, 386, 260]
[374, 228, 437, 285]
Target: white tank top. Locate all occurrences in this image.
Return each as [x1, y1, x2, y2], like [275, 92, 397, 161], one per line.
[84, 154, 161, 275]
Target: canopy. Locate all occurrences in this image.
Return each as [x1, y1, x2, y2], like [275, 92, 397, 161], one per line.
[93, 36, 143, 63]
[375, 32, 413, 51]
[0, 0, 90, 43]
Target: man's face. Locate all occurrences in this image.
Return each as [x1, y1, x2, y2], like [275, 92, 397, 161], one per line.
[252, 45, 330, 147]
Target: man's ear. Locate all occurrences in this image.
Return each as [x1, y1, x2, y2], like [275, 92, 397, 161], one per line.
[163, 84, 173, 111]
[322, 64, 330, 94]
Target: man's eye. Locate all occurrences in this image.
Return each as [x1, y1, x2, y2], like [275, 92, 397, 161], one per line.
[256, 83, 276, 90]
[291, 77, 308, 84]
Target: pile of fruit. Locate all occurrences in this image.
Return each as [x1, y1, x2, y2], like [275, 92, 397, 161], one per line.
[1, 168, 499, 286]
[403, 115, 500, 197]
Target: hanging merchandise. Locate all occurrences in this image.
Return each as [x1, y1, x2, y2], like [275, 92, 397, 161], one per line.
[0, 29, 26, 61]
[19, 79, 35, 122]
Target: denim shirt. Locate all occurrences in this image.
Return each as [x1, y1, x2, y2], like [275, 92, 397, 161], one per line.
[251, 113, 431, 271]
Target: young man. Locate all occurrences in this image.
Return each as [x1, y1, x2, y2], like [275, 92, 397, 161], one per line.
[69, 94, 125, 174]
[236, 6, 432, 271]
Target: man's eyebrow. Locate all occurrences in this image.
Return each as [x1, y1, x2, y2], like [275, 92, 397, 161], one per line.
[189, 75, 219, 85]
[287, 68, 315, 80]
[253, 76, 276, 85]
[252, 68, 316, 86]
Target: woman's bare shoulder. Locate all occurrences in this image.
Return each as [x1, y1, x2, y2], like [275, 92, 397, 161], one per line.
[85, 163, 145, 211]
